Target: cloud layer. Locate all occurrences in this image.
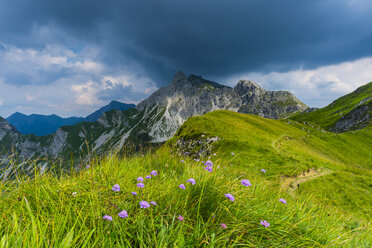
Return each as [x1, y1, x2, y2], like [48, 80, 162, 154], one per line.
[224, 57, 372, 107]
[0, 0, 372, 116]
[0, 44, 156, 117]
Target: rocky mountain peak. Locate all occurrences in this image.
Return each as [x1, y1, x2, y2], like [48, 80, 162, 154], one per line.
[173, 71, 187, 82]
[237, 80, 262, 89]
[234, 80, 265, 96]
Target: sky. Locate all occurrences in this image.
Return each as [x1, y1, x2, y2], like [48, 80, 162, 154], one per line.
[0, 0, 372, 117]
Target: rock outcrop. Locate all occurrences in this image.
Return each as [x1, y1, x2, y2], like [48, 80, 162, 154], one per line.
[292, 82, 372, 132]
[0, 116, 18, 140]
[235, 80, 307, 118]
[330, 101, 371, 133]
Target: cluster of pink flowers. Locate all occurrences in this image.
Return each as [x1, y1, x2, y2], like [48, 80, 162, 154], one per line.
[102, 155, 286, 231]
[103, 170, 159, 221]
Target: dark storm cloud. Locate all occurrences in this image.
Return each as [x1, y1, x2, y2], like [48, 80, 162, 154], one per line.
[1, 0, 372, 86]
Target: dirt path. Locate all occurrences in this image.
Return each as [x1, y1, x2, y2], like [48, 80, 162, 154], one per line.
[281, 168, 333, 195]
[271, 135, 292, 152]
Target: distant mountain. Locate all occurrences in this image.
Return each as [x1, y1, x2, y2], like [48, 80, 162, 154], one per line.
[84, 101, 135, 122]
[6, 101, 135, 136]
[6, 113, 83, 136]
[292, 82, 372, 132]
[0, 71, 308, 160]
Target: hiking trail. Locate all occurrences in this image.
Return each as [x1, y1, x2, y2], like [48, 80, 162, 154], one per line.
[281, 168, 333, 195]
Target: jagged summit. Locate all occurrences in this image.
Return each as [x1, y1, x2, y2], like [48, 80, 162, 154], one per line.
[173, 71, 187, 81]
[136, 72, 234, 112]
[170, 71, 222, 88]
[235, 80, 262, 90]
[234, 80, 265, 96]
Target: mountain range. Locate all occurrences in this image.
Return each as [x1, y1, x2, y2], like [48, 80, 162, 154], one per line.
[0, 71, 371, 164]
[6, 101, 135, 136]
[0, 72, 308, 160]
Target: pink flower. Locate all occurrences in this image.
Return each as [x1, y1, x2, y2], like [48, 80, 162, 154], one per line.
[139, 201, 150, 209]
[112, 184, 120, 192]
[137, 183, 145, 188]
[260, 220, 270, 227]
[178, 215, 184, 221]
[118, 210, 128, 218]
[224, 193, 234, 201]
[103, 215, 112, 221]
[241, 179, 252, 187]
[150, 170, 157, 176]
[187, 178, 196, 185]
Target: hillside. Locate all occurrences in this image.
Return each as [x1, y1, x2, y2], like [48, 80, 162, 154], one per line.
[167, 110, 372, 217]
[292, 82, 372, 132]
[0, 110, 370, 247]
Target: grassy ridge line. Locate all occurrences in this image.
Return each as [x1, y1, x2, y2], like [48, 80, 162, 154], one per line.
[291, 82, 372, 129]
[167, 110, 372, 217]
[0, 151, 370, 247]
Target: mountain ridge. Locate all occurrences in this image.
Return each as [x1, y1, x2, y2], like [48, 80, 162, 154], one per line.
[6, 101, 135, 136]
[84, 100, 135, 122]
[1, 71, 310, 161]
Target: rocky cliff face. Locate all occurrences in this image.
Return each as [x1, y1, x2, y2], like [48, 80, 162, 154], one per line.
[136, 72, 241, 142]
[0, 71, 308, 161]
[136, 72, 307, 142]
[0, 117, 18, 141]
[235, 80, 307, 118]
[330, 100, 371, 133]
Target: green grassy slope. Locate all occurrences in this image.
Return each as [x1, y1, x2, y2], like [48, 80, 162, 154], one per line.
[291, 82, 372, 129]
[167, 110, 372, 217]
[0, 110, 371, 247]
[0, 151, 370, 247]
